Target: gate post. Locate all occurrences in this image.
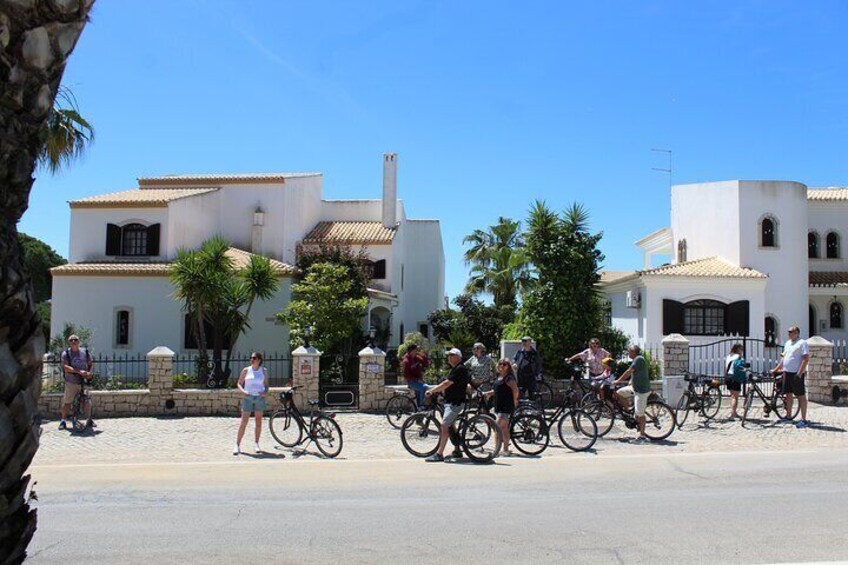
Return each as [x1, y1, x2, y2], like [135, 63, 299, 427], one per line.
[805, 336, 833, 403]
[147, 346, 175, 414]
[661, 334, 689, 405]
[358, 345, 386, 412]
[292, 345, 321, 407]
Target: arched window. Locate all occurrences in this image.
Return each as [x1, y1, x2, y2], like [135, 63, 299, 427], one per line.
[809, 304, 817, 337]
[677, 238, 687, 263]
[115, 309, 131, 347]
[808, 232, 819, 258]
[831, 302, 843, 329]
[764, 316, 778, 347]
[827, 232, 840, 259]
[761, 217, 777, 248]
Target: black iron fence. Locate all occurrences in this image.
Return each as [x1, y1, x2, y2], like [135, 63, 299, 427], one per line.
[319, 352, 359, 408]
[43, 352, 149, 389]
[832, 339, 848, 375]
[688, 337, 782, 396]
[172, 352, 292, 387]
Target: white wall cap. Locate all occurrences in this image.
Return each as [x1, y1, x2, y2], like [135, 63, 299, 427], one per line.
[661, 334, 690, 344]
[359, 346, 386, 357]
[147, 346, 175, 357]
[292, 345, 321, 356]
[806, 336, 833, 347]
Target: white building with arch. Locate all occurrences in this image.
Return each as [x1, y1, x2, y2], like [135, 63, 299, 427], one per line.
[601, 180, 848, 347]
[50, 154, 445, 357]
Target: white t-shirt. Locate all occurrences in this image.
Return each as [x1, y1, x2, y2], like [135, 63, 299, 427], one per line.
[781, 339, 809, 373]
[244, 366, 266, 396]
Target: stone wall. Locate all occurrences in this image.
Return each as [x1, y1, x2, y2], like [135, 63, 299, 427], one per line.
[661, 334, 689, 377]
[806, 336, 833, 403]
[357, 346, 396, 411]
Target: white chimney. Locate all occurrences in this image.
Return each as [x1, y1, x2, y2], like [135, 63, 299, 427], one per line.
[251, 206, 264, 254]
[382, 153, 397, 229]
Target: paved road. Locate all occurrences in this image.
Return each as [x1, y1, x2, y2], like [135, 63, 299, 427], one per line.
[26, 448, 848, 564]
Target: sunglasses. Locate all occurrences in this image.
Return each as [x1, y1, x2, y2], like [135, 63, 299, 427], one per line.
[250, 356, 259, 360]
[497, 362, 510, 367]
[69, 339, 79, 343]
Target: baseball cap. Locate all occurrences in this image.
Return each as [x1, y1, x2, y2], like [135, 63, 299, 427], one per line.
[446, 347, 462, 357]
[521, 336, 533, 342]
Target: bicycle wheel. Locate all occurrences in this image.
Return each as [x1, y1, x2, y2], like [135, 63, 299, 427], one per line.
[772, 391, 801, 420]
[537, 382, 554, 409]
[642, 402, 675, 441]
[269, 409, 303, 447]
[400, 412, 442, 458]
[461, 414, 502, 463]
[385, 395, 416, 430]
[741, 389, 755, 425]
[580, 391, 597, 408]
[557, 409, 598, 452]
[311, 415, 343, 458]
[675, 392, 691, 429]
[700, 387, 721, 420]
[583, 399, 615, 437]
[509, 413, 549, 456]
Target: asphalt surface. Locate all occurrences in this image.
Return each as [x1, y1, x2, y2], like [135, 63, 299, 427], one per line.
[26, 448, 848, 564]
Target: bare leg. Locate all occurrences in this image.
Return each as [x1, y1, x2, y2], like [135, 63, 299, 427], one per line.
[498, 416, 510, 452]
[637, 415, 646, 437]
[60, 403, 69, 421]
[254, 411, 263, 443]
[798, 395, 808, 421]
[236, 411, 250, 446]
[435, 425, 450, 456]
[730, 391, 740, 417]
[785, 392, 795, 419]
[84, 399, 92, 420]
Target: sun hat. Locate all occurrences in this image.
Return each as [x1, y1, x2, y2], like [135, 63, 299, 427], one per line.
[446, 347, 462, 357]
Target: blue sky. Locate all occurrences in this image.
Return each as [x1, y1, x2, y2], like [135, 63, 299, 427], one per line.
[21, 0, 848, 300]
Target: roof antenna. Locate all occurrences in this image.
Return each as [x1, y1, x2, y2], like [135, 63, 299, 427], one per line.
[651, 148, 672, 188]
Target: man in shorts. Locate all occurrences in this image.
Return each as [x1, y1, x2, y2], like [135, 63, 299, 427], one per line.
[771, 326, 809, 428]
[424, 348, 472, 462]
[613, 345, 651, 443]
[60, 334, 95, 430]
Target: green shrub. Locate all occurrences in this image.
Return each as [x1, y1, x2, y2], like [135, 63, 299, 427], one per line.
[173, 372, 199, 388]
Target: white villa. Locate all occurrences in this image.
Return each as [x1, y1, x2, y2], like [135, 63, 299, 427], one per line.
[601, 180, 848, 348]
[50, 154, 445, 357]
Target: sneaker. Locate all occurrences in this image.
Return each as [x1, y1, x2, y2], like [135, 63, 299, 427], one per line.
[255, 442, 262, 453]
[632, 436, 649, 444]
[58, 420, 67, 430]
[233, 444, 240, 455]
[425, 453, 444, 462]
[795, 420, 808, 428]
[449, 449, 463, 459]
[778, 417, 793, 423]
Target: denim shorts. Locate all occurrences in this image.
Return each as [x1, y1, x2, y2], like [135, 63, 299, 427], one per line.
[443, 403, 464, 427]
[241, 395, 267, 413]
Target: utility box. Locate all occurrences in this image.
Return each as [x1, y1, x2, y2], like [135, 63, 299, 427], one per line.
[663, 374, 687, 407]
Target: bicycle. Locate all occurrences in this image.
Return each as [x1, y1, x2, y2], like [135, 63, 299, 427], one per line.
[269, 385, 344, 458]
[69, 378, 94, 432]
[674, 372, 722, 428]
[399, 391, 502, 463]
[741, 371, 801, 426]
[385, 388, 444, 429]
[583, 385, 676, 441]
[508, 379, 599, 455]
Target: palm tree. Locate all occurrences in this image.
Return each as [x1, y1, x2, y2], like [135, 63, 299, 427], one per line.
[462, 217, 532, 309]
[37, 87, 95, 174]
[0, 3, 94, 562]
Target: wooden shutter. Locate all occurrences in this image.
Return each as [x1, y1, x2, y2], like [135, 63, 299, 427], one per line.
[663, 299, 684, 335]
[725, 301, 750, 336]
[146, 223, 161, 256]
[106, 223, 122, 255]
[374, 259, 387, 279]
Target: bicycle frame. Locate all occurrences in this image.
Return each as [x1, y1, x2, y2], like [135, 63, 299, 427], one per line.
[278, 390, 335, 446]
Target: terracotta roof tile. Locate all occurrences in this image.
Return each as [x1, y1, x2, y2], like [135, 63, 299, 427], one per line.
[302, 221, 397, 244]
[69, 188, 218, 208]
[51, 248, 297, 277]
[600, 270, 637, 284]
[808, 188, 848, 201]
[138, 173, 320, 186]
[809, 271, 848, 287]
[640, 257, 767, 279]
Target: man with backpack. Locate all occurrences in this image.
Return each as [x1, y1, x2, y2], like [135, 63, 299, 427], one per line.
[59, 334, 95, 430]
[513, 336, 542, 400]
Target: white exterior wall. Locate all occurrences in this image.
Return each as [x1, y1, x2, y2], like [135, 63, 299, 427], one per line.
[807, 201, 848, 272]
[320, 200, 407, 223]
[281, 181, 323, 263]
[69, 208, 170, 262]
[51, 275, 293, 357]
[166, 192, 221, 257]
[395, 219, 444, 344]
[738, 181, 809, 337]
[607, 283, 645, 344]
[671, 181, 741, 264]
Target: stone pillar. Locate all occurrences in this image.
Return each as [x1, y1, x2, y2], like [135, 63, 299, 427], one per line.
[358, 345, 386, 412]
[147, 346, 175, 413]
[291, 345, 321, 407]
[805, 336, 833, 403]
[661, 334, 689, 376]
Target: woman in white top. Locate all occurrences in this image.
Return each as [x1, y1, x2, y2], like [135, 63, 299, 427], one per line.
[234, 352, 269, 455]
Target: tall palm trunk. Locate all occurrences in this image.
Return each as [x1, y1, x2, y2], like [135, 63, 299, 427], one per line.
[0, 2, 93, 563]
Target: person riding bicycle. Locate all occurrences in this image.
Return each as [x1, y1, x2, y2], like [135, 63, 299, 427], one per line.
[591, 357, 616, 402]
[725, 343, 747, 420]
[424, 347, 472, 462]
[568, 338, 610, 378]
[402, 344, 431, 409]
[465, 342, 495, 389]
[612, 345, 650, 443]
[59, 334, 95, 430]
[513, 336, 542, 400]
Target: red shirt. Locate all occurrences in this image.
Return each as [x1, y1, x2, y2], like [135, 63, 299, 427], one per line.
[402, 352, 430, 382]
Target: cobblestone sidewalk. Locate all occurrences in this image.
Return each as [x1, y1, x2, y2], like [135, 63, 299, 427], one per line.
[32, 402, 848, 467]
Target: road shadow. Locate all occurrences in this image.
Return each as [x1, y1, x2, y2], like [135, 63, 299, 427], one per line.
[239, 451, 287, 460]
[803, 422, 846, 433]
[617, 437, 682, 447]
[68, 428, 103, 437]
[445, 457, 510, 467]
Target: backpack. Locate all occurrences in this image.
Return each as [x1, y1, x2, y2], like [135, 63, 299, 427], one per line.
[64, 347, 92, 369]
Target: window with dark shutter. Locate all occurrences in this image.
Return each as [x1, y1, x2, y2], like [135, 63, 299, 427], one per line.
[827, 232, 840, 259]
[725, 301, 750, 336]
[830, 302, 843, 329]
[808, 232, 819, 258]
[146, 223, 161, 256]
[122, 223, 148, 256]
[761, 218, 776, 247]
[373, 259, 387, 279]
[765, 317, 777, 346]
[116, 310, 130, 345]
[106, 223, 122, 255]
[663, 299, 684, 335]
